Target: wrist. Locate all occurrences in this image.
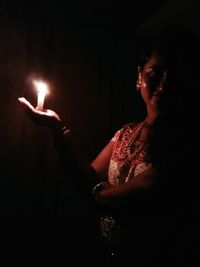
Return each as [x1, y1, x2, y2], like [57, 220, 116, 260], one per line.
[51, 121, 71, 140]
[92, 181, 109, 202]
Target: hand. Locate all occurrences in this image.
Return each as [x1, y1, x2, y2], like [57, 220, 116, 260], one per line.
[17, 97, 62, 131]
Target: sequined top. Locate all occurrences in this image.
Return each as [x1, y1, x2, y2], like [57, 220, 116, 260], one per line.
[108, 121, 152, 186]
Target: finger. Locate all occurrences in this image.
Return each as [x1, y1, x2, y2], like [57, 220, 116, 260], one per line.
[45, 109, 61, 121]
[17, 97, 35, 111]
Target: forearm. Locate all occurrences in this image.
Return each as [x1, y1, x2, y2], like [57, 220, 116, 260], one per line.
[17, 97, 99, 194]
[96, 167, 158, 207]
[52, 123, 100, 194]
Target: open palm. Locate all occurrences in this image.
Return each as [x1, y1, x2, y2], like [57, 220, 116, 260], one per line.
[17, 97, 62, 129]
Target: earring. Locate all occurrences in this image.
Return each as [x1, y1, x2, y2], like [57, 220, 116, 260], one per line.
[136, 72, 142, 90]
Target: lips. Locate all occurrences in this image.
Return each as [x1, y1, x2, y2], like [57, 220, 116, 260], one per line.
[152, 92, 165, 103]
[152, 92, 163, 97]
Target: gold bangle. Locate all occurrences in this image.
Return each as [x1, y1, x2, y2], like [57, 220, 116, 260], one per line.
[92, 182, 108, 201]
[62, 126, 71, 136]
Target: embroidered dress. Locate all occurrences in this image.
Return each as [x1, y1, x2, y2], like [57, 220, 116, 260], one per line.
[109, 121, 152, 186]
[99, 121, 152, 251]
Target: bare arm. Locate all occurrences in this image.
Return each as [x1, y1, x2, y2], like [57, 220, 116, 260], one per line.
[96, 166, 158, 206]
[17, 97, 112, 194]
[17, 97, 158, 207]
[90, 140, 114, 180]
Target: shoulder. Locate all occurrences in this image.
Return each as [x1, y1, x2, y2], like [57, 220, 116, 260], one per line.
[111, 122, 140, 142]
[120, 122, 138, 131]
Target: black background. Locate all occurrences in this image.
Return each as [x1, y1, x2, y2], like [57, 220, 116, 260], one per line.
[1, 1, 200, 266]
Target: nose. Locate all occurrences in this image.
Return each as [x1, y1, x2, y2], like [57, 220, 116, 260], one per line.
[157, 71, 167, 92]
[157, 85, 164, 92]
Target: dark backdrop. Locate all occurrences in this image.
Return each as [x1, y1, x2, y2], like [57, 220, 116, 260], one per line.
[0, 6, 147, 266]
[1, 4, 200, 267]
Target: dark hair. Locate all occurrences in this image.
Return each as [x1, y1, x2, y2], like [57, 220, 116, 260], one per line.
[137, 24, 200, 108]
[138, 24, 199, 73]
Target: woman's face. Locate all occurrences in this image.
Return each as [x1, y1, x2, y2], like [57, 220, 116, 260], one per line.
[139, 52, 179, 114]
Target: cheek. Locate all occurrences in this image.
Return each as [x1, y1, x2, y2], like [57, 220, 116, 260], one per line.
[141, 79, 154, 98]
[141, 83, 152, 102]
[143, 73, 162, 93]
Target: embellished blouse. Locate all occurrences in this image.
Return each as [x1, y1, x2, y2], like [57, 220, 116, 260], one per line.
[108, 121, 152, 186]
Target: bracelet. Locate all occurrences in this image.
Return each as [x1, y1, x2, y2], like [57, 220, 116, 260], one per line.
[53, 124, 70, 137]
[52, 124, 71, 147]
[62, 126, 71, 136]
[92, 181, 108, 202]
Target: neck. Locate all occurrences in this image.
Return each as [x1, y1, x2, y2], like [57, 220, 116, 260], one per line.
[144, 118, 155, 129]
[145, 114, 159, 128]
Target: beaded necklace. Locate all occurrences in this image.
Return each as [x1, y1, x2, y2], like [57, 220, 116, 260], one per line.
[127, 120, 150, 162]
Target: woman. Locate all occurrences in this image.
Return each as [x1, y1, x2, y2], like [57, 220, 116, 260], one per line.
[18, 29, 189, 266]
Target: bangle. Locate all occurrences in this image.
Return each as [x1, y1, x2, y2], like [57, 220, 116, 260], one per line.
[53, 124, 70, 138]
[92, 181, 108, 202]
[52, 124, 71, 147]
[62, 126, 71, 136]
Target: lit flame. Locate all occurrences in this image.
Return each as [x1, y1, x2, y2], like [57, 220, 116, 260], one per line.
[33, 80, 49, 94]
[33, 79, 49, 110]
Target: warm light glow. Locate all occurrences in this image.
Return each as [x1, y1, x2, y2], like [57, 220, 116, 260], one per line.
[33, 80, 49, 110]
[33, 80, 48, 95]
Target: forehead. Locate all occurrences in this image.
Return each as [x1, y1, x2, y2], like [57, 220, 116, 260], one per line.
[144, 53, 167, 69]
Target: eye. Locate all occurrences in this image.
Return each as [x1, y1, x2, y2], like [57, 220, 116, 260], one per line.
[149, 71, 155, 78]
[148, 69, 163, 81]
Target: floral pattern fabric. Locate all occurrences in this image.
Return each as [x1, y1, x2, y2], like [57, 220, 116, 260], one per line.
[99, 121, 152, 250]
[108, 122, 152, 186]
